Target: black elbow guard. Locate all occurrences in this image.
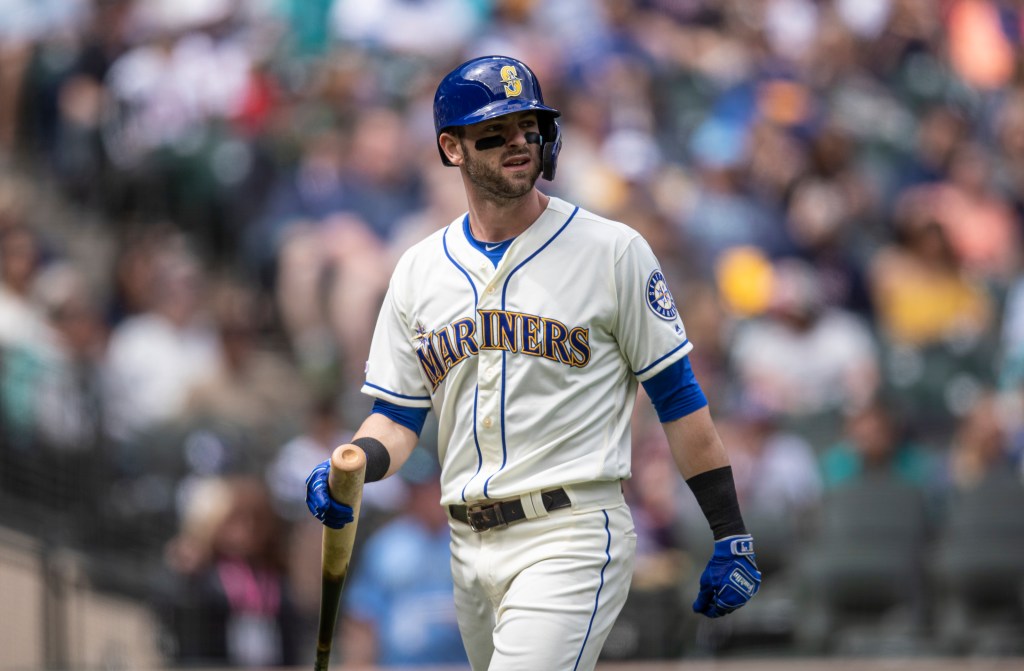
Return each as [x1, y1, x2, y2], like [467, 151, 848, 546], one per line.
[351, 436, 391, 482]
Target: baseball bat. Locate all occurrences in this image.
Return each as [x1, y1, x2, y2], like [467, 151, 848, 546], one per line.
[313, 444, 366, 671]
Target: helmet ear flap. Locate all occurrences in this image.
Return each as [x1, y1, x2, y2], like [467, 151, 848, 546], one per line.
[541, 120, 561, 181]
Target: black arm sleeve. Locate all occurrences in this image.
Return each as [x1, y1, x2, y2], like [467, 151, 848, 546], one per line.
[685, 465, 747, 540]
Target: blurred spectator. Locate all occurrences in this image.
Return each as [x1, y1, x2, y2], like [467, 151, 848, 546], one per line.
[679, 100, 794, 275]
[783, 125, 877, 318]
[898, 142, 1021, 283]
[163, 475, 301, 667]
[993, 89, 1024, 212]
[340, 448, 468, 668]
[340, 107, 427, 241]
[945, 0, 1017, 91]
[101, 2, 251, 168]
[900, 105, 969, 189]
[867, 194, 993, 348]
[672, 279, 731, 405]
[246, 127, 347, 281]
[820, 398, 937, 490]
[786, 175, 874, 314]
[942, 390, 1017, 492]
[0, 0, 93, 153]
[103, 235, 222, 442]
[268, 108, 424, 391]
[389, 154, 471, 255]
[0, 224, 57, 451]
[182, 277, 309, 449]
[28, 261, 108, 452]
[722, 397, 823, 524]
[627, 407, 688, 578]
[273, 211, 389, 393]
[106, 226, 176, 324]
[729, 257, 880, 420]
[0, 223, 49, 347]
[330, 0, 483, 58]
[999, 275, 1024, 391]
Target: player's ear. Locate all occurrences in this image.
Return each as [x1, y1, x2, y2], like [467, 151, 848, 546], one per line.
[439, 132, 464, 166]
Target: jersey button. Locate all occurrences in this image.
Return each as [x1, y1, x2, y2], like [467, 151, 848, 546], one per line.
[482, 417, 493, 428]
[486, 286, 495, 294]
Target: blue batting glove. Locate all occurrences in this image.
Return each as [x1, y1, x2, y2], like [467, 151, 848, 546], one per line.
[305, 459, 355, 529]
[692, 534, 761, 618]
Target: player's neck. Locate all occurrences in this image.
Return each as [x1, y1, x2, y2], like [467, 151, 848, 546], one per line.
[465, 189, 550, 242]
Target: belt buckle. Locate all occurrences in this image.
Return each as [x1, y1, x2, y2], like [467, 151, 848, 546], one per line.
[467, 501, 506, 532]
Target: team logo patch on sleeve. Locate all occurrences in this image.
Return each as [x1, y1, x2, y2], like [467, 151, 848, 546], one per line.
[646, 270, 678, 320]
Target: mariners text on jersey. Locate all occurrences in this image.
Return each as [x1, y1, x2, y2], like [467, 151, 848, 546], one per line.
[415, 310, 592, 389]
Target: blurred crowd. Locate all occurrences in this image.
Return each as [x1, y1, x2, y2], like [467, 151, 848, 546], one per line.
[2, 0, 1024, 666]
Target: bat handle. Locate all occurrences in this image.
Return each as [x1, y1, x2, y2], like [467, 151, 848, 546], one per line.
[329, 444, 367, 500]
[313, 444, 367, 670]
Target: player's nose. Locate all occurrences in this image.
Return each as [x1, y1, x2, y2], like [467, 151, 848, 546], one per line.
[504, 126, 527, 147]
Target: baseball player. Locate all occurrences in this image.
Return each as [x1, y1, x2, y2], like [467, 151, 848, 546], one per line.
[305, 55, 761, 670]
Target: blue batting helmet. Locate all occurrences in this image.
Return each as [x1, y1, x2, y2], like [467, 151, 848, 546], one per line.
[433, 55, 562, 180]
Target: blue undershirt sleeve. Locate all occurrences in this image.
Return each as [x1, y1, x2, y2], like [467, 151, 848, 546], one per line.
[641, 355, 708, 423]
[371, 399, 429, 436]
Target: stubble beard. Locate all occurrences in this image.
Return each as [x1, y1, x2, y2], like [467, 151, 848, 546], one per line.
[460, 140, 541, 205]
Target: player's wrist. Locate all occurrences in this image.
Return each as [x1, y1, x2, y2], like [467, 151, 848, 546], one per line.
[685, 465, 747, 540]
[712, 534, 755, 559]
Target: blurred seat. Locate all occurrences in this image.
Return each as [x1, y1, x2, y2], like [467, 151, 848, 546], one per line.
[930, 472, 1024, 655]
[602, 576, 688, 661]
[794, 474, 932, 655]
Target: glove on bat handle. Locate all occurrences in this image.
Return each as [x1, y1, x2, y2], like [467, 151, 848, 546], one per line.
[313, 445, 366, 671]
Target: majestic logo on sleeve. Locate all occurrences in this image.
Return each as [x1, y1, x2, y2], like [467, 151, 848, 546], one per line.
[646, 270, 678, 321]
[414, 311, 591, 389]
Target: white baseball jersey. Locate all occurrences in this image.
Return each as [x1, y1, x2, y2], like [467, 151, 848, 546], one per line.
[362, 196, 692, 506]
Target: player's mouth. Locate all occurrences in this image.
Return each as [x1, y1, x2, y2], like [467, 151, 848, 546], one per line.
[502, 153, 532, 171]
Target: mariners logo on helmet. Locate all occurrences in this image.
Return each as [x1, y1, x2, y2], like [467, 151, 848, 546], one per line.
[433, 55, 563, 180]
[500, 66, 523, 97]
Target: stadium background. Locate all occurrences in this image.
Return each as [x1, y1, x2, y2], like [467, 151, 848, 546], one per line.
[1, 0, 1024, 669]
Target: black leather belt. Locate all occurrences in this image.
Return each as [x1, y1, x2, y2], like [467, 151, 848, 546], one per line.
[450, 488, 571, 532]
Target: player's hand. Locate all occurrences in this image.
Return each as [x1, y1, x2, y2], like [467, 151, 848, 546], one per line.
[692, 534, 761, 618]
[305, 459, 355, 529]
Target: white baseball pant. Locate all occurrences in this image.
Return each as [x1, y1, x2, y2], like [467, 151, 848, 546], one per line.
[448, 482, 636, 670]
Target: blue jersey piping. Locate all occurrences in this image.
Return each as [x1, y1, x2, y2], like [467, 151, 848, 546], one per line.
[363, 381, 431, 401]
[574, 509, 612, 671]
[444, 223, 485, 502]
[633, 339, 691, 377]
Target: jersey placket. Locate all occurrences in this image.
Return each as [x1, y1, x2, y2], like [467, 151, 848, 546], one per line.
[472, 258, 507, 501]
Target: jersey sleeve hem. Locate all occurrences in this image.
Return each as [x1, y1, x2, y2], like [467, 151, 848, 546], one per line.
[361, 381, 433, 408]
[633, 339, 694, 381]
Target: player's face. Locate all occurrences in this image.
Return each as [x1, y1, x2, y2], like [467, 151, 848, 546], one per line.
[459, 112, 542, 201]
